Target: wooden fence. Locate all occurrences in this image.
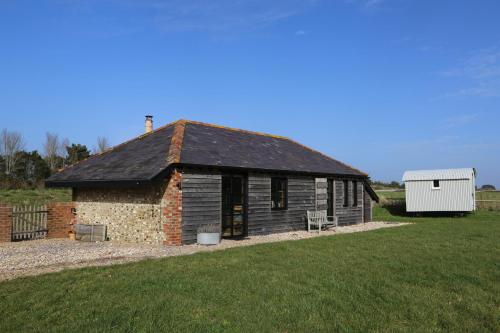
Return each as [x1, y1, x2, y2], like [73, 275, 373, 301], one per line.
[11, 205, 48, 241]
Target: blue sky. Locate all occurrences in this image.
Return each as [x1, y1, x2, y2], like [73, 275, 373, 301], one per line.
[1, 0, 499, 186]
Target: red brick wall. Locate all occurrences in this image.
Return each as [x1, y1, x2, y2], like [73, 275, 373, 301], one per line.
[162, 169, 183, 246]
[0, 203, 12, 242]
[47, 202, 76, 239]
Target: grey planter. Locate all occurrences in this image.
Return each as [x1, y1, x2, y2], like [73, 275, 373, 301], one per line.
[197, 232, 220, 245]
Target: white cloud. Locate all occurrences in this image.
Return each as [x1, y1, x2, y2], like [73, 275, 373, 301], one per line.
[345, 0, 387, 10]
[114, 0, 319, 32]
[295, 30, 306, 36]
[443, 114, 478, 129]
[439, 48, 500, 99]
[364, 0, 385, 8]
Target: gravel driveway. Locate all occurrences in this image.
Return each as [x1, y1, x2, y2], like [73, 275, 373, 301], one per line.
[0, 221, 407, 281]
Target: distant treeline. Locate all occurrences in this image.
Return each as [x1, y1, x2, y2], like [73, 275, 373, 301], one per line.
[368, 180, 404, 190]
[1, 129, 110, 189]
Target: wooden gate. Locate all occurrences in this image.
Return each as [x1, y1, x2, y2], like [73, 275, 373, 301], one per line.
[11, 205, 48, 241]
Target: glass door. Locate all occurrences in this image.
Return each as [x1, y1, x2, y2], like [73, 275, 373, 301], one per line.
[221, 175, 246, 238]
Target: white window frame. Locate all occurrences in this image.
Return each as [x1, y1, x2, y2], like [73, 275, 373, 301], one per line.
[432, 179, 441, 190]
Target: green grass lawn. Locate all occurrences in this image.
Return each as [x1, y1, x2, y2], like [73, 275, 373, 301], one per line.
[1, 210, 499, 332]
[0, 188, 71, 205]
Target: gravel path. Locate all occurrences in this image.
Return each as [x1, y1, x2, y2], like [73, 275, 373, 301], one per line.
[0, 221, 407, 281]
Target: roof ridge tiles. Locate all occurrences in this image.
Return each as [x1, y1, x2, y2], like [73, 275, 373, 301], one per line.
[183, 119, 290, 140]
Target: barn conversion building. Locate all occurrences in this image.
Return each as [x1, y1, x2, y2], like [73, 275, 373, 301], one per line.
[46, 118, 379, 245]
[403, 168, 476, 213]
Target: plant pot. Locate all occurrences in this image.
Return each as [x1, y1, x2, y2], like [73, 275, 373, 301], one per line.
[197, 232, 220, 245]
[68, 231, 75, 241]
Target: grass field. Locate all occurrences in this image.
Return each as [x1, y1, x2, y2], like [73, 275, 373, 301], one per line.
[0, 210, 499, 331]
[477, 191, 500, 200]
[0, 188, 71, 205]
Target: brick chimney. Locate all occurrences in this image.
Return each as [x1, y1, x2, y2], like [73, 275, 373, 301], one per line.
[145, 115, 153, 133]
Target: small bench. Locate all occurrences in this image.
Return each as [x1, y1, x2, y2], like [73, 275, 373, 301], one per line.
[307, 210, 338, 233]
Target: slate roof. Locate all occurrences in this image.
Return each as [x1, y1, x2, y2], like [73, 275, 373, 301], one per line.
[46, 120, 369, 187]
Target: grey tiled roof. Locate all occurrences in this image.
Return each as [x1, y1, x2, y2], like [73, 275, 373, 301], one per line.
[181, 122, 365, 176]
[46, 120, 367, 187]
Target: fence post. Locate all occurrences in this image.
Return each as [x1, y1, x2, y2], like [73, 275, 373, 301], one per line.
[0, 203, 13, 242]
[47, 202, 76, 239]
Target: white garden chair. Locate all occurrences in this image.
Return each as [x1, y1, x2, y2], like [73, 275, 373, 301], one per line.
[307, 210, 338, 233]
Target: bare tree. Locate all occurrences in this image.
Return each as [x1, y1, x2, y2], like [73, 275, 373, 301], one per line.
[43, 132, 60, 171]
[95, 136, 110, 154]
[59, 138, 70, 168]
[0, 129, 25, 175]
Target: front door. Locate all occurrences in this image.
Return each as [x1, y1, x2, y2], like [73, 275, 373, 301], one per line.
[221, 175, 246, 238]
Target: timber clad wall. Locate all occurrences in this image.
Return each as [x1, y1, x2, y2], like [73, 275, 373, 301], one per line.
[71, 169, 371, 246]
[334, 180, 364, 225]
[363, 188, 372, 222]
[182, 169, 222, 244]
[315, 178, 328, 211]
[247, 174, 315, 235]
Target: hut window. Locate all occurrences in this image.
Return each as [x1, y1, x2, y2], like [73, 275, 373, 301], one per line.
[271, 177, 287, 210]
[343, 180, 349, 207]
[433, 180, 440, 189]
[352, 181, 358, 207]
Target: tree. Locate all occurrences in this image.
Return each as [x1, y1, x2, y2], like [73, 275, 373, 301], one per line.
[59, 138, 70, 168]
[0, 155, 4, 175]
[13, 150, 50, 186]
[95, 136, 110, 154]
[480, 184, 496, 191]
[0, 129, 25, 175]
[65, 144, 90, 165]
[43, 132, 61, 171]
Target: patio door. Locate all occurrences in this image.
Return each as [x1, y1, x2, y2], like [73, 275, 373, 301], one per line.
[221, 175, 247, 238]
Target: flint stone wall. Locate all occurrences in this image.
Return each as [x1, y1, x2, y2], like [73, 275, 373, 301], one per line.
[73, 185, 166, 244]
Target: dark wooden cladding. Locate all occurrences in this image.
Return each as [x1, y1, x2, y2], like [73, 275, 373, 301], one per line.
[363, 188, 372, 222]
[180, 168, 372, 245]
[247, 174, 315, 235]
[181, 169, 222, 244]
[334, 179, 364, 225]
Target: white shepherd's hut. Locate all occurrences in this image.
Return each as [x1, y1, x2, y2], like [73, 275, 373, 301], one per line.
[402, 168, 476, 212]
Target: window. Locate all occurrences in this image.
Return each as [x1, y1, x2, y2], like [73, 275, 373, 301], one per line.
[327, 179, 334, 217]
[343, 180, 349, 207]
[271, 177, 287, 210]
[432, 180, 440, 189]
[352, 181, 358, 207]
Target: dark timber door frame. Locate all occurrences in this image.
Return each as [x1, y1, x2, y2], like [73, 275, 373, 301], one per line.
[327, 179, 335, 218]
[221, 174, 247, 238]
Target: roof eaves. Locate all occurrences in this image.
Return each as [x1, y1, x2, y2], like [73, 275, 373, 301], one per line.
[284, 137, 368, 177]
